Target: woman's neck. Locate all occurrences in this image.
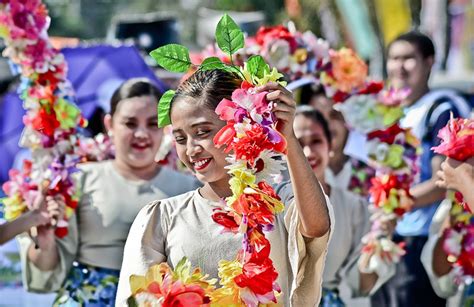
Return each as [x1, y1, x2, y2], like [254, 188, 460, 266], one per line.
[329, 153, 349, 176]
[112, 159, 161, 181]
[199, 178, 233, 202]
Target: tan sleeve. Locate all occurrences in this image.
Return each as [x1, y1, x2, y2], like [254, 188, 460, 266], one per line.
[17, 213, 79, 293]
[421, 199, 458, 298]
[285, 194, 334, 307]
[115, 201, 168, 306]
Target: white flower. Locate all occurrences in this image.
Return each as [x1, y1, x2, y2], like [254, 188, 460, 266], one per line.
[334, 94, 385, 133]
[253, 150, 286, 183]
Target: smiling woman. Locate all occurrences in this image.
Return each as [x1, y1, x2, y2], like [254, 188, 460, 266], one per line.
[116, 69, 334, 306]
[18, 78, 200, 306]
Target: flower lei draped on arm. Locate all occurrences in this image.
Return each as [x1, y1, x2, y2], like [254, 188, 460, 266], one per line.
[127, 14, 288, 306]
[0, 0, 88, 237]
[315, 44, 420, 268]
[242, 24, 421, 268]
[432, 118, 474, 284]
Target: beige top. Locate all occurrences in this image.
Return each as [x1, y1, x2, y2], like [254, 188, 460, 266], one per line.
[421, 199, 460, 298]
[116, 182, 334, 306]
[18, 160, 199, 292]
[323, 186, 370, 293]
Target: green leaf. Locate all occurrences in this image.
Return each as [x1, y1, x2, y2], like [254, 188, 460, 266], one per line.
[157, 90, 175, 127]
[215, 14, 244, 56]
[246, 55, 270, 79]
[200, 57, 227, 71]
[149, 44, 192, 73]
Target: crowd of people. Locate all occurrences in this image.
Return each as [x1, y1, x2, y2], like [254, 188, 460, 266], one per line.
[0, 26, 473, 307]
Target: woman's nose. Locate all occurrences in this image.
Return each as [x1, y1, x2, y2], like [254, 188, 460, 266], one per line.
[186, 138, 202, 157]
[134, 126, 148, 138]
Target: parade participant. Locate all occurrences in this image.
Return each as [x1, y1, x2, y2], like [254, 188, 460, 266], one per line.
[294, 106, 394, 306]
[116, 69, 333, 306]
[301, 85, 375, 197]
[372, 31, 471, 307]
[18, 78, 199, 306]
[420, 198, 474, 306]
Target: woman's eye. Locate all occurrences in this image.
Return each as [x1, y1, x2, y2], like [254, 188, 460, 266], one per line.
[124, 122, 137, 128]
[197, 130, 210, 136]
[174, 136, 185, 144]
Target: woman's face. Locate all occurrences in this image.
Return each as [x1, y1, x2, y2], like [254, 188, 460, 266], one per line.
[106, 95, 162, 170]
[293, 114, 331, 180]
[310, 95, 348, 158]
[171, 99, 229, 185]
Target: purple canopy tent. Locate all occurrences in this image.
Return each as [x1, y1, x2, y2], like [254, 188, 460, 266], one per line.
[0, 45, 167, 185]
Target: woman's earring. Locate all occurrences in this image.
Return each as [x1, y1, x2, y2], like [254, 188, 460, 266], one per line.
[107, 131, 113, 137]
[329, 151, 335, 158]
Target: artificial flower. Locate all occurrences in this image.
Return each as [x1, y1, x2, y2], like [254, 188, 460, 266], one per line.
[254, 67, 287, 87]
[328, 47, 367, 93]
[213, 122, 236, 153]
[255, 25, 297, 54]
[432, 118, 474, 161]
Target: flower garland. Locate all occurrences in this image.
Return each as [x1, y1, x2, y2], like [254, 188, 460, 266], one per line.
[432, 118, 474, 284]
[128, 14, 288, 306]
[335, 85, 420, 268]
[246, 24, 329, 81]
[0, 0, 86, 237]
[245, 23, 420, 268]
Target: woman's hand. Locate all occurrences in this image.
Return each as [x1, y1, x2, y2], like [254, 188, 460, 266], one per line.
[30, 192, 66, 250]
[255, 82, 297, 141]
[436, 157, 474, 191]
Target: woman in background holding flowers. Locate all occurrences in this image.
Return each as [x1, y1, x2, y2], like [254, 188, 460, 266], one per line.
[298, 84, 375, 198]
[116, 69, 333, 306]
[293, 106, 394, 306]
[17, 78, 199, 306]
[421, 118, 474, 306]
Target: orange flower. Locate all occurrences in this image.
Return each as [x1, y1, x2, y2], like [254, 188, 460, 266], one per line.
[330, 48, 367, 93]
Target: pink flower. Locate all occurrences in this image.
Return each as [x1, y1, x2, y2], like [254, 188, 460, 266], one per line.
[432, 118, 474, 161]
[377, 87, 411, 106]
[9, 0, 48, 40]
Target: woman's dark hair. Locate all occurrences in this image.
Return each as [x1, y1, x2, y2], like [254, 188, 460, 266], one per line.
[110, 78, 162, 116]
[171, 69, 242, 111]
[299, 84, 326, 105]
[295, 105, 332, 145]
[388, 31, 435, 59]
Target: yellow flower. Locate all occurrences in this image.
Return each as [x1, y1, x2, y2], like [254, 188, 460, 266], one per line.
[2, 194, 27, 221]
[210, 260, 244, 306]
[293, 48, 308, 63]
[254, 67, 287, 87]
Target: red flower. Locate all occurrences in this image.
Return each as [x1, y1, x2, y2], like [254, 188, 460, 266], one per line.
[432, 118, 474, 161]
[255, 25, 298, 53]
[212, 211, 240, 233]
[162, 282, 210, 307]
[257, 182, 281, 201]
[234, 125, 274, 165]
[358, 81, 384, 95]
[367, 124, 405, 144]
[30, 108, 60, 137]
[55, 226, 68, 238]
[213, 122, 236, 153]
[332, 90, 350, 103]
[234, 253, 278, 296]
[241, 81, 254, 91]
[231, 194, 276, 229]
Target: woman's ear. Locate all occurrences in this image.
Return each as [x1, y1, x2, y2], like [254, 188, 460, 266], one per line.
[104, 114, 113, 136]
